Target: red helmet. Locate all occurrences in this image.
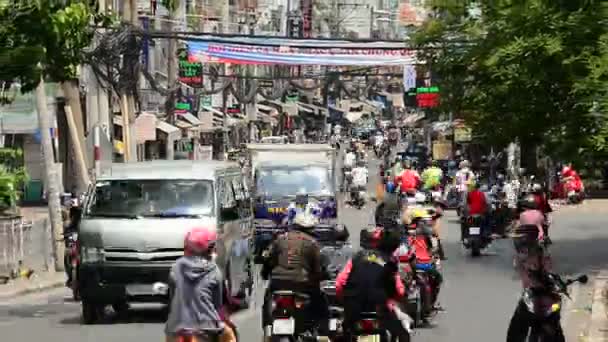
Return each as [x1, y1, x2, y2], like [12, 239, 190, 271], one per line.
[184, 227, 217, 256]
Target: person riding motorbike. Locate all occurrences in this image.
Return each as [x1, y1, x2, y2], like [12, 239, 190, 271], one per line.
[455, 160, 475, 209]
[342, 148, 357, 190]
[375, 181, 403, 227]
[374, 131, 386, 157]
[402, 206, 443, 313]
[421, 160, 444, 191]
[531, 183, 552, 241]
[512, 194, 551, 288]
[336, 227, 411, 341]
[351, 159, 369, 204]
[395, 160, 421, 197]
[561, 163, 584, 195]
[165, 227, 236, 342]
[463, 182, 490, 242]
[260, 210, 329, 336]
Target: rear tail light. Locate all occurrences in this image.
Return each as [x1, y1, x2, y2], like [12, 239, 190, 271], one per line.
[273, 295, 295, 310]
[356, 319, 380, 333]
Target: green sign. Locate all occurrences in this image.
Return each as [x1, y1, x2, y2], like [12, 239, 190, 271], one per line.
[416, 86, 439, 94]
[201, 96, 212, 107]
[175, 102, 191, 112]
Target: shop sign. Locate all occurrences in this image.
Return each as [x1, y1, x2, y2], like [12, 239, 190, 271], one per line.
[454, 126, 473, 142]
[201, 95, 212, 107]
[416, 86, 439, 108]
[227, 104, 241, 114]
[178, 49, 203, 87]
[175, 101, 191, 114]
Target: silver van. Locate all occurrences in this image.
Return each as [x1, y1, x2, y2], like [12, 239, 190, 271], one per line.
[78, 160, 253, 323]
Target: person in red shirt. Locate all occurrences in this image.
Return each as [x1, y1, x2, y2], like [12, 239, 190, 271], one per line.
[396, 160, 420, 195]
[562, 164, 584, 193]
[467, 183, 488, 216]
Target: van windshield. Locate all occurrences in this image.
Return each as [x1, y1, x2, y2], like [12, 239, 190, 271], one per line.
[256, 166, 332, 197]
[88, 180, 214, 218]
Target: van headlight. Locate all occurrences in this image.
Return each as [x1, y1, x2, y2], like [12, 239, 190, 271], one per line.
[81, 246, 105, 263]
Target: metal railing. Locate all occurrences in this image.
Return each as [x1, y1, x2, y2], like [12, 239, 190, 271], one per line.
[0, 218, 53, 277]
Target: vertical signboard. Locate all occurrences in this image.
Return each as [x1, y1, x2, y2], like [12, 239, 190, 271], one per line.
[403, 65, 416, 91]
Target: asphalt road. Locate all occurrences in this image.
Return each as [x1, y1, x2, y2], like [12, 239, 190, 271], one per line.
[1, 156, 607, 342]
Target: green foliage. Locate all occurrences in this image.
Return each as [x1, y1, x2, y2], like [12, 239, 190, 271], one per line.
[413, 0, 608, 159]
[0, 148, 28, 212]
[0, 0, 113, 92]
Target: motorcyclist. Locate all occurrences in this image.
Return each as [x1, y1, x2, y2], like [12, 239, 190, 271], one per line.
[261, 210, 329, 335]
[464, 182, 489, 241]
[421, 160, 444, 191]
[336, 227, 410, 341]
[395, 159, 421, 198]
[342, 148, 357, 191]
[351, 159, 369, 204]
[531, 183, 552, 241]
[165, 227, 235, 342]
[512, 194, 552, 288]
[507, 196, 555, 342]
[374, 130, 386, 157]
[455, 160, 475, 209]
[561, 163, 584, 198]
[402, 205, 443, 313]
[375, 180, 402, 227]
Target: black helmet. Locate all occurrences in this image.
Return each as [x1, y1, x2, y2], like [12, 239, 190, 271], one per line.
[378, 228, 402, 254]
[520, 194, 538, 210]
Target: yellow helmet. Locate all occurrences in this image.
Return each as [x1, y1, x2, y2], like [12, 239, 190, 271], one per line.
[411, 208, 432, 220]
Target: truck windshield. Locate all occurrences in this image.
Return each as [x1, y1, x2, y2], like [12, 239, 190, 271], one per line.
[88, 179, 214, 218]
[256, 166, 332, 197]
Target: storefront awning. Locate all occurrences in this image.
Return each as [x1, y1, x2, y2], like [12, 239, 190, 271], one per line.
[156, 120, 180, 135]
[178, 113, 202, 126]
[297, 103, 314, 114]
[201, 106, 225, 117]
[257, 104, 278, 116]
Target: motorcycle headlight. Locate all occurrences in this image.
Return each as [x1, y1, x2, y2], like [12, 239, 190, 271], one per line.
[81, 246, 105, 263]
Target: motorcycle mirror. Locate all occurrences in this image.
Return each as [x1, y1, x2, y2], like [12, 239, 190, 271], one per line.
[577, 275, 589, 284]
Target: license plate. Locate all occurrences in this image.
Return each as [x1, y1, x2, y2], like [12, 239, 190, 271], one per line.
[469, 227, 481, 235]
[126, 284, 153, 296]
[329, 318, 338, 331]
[272, 318, 295, 335]
[358, 335, 381, 342]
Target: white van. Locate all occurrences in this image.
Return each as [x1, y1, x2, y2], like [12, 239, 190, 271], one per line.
[77, 160, 252, 323]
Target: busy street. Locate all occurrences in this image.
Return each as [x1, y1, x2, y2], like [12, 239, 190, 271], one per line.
[2, 1, 608, 342]
[1, 152, 607, 341]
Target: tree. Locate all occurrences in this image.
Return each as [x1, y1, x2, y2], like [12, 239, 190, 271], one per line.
[1, 0, 112, 192]
[413, 0, 608, 165]
[1, 0, 111, 271]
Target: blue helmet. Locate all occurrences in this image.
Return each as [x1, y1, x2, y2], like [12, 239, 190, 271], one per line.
[386, 181, 396, 193]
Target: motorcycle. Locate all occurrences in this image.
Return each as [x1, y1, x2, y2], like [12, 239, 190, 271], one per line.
[266, 290, 324, 342]
[342, 167, 353, 193]
[349, 311, 391, 342]
[154, 282, 240, 342]
[63, 231, 80, 300]
[507, 271, 588, 342]
[350, 186, 366, 209]
[461, 215, 488, 257]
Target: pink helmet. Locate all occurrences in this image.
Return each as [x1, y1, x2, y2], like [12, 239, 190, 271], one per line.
[184, 227, 217, 256]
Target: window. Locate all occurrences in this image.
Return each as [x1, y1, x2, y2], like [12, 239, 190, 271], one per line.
[233, 178, 252, 219]
[88, 179, 214, 218]
[220, 177, 239, 222]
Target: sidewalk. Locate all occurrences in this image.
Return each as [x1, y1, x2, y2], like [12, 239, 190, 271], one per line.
[0, 271, 65, 300]
[589, 271, 608, 342]
[551, 199, 608, 215]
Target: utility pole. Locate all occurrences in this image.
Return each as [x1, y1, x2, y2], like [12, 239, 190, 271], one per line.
[166, 0, 179, 132]
[34, 78, 65, 272]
